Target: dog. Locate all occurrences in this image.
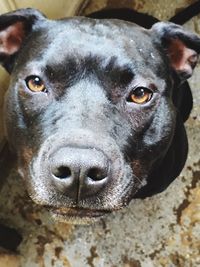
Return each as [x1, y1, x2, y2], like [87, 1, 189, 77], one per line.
[0, 8, 199, 224]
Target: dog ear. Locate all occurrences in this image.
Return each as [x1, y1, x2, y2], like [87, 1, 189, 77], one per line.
[0, 8, 45, 73]
[151, 22, 200, 81]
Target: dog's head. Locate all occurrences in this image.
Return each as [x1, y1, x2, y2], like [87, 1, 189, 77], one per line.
[0, 9, 200, 223]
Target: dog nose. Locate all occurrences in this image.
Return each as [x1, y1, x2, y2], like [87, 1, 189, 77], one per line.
[50, 147, 110, 201]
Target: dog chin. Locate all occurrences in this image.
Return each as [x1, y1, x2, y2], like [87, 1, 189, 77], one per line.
[48, 207, 111, 225]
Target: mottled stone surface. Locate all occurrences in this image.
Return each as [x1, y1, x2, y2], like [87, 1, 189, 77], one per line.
[82, 0, 197, 19]
[0, 1, 200, 267]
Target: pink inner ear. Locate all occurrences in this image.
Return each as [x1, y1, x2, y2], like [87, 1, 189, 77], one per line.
[0, 21, 25, 55]
[168, 38, 198, 76]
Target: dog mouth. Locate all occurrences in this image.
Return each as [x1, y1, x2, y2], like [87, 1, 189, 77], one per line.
[46, 206, 112, 223]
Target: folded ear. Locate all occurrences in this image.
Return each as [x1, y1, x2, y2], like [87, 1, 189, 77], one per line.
[0, 8, 45, 73]
[151, 22, 200, 81]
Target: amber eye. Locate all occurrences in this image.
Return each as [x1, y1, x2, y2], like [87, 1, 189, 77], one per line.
[25, 76, 46, 92]
[127, 87, 153, 104]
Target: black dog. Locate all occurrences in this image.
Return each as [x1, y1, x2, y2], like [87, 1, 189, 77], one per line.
[0, 8, 199, 223]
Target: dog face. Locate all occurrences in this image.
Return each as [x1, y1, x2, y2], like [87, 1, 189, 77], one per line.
[0, 9, 199, 223]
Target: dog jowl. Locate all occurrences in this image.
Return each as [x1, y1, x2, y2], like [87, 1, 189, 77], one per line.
[0, 8, 199, 223]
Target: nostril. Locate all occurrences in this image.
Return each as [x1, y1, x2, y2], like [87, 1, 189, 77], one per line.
[87, 167, 107, 181]
[53, 166, 71, 179]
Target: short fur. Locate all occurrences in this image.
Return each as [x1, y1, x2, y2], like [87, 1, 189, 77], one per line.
[0, 8, 200, 223]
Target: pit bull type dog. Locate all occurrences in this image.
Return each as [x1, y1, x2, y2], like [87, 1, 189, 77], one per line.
[0, 8, 199, 224]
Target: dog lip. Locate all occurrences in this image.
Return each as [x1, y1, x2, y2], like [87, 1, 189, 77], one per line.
[47, 206, 111, 218]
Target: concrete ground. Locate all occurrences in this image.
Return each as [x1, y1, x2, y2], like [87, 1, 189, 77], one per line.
[0, 1, 200, 266]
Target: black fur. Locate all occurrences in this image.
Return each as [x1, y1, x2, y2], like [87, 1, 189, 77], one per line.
[0, 8, 200, 222]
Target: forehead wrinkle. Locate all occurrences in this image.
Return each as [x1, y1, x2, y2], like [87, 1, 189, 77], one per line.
[20, 19, 166, 90]
[19, 19, 158, 77]
[38, 21, 137, 66]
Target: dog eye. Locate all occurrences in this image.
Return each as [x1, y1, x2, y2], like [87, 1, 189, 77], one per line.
[127, 87, 153, 104]
[25, 76, 46, 92]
